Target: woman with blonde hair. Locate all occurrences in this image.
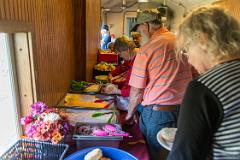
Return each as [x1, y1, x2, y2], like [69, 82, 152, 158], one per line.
[168, 7, 240, 160]
[102, 36, 137, 99]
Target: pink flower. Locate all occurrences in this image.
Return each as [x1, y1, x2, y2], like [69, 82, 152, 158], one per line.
[21, 101, 71, 144]
[31, 101, 48, 114]
[20, 118, 26, 125]
[21, 115, 33, 125]
[40, 123, 50, 134]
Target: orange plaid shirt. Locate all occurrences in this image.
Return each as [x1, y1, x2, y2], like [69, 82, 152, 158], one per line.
[129, 28, 193, 105]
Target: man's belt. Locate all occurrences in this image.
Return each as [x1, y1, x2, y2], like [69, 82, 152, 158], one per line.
[148, 105, 179, 111]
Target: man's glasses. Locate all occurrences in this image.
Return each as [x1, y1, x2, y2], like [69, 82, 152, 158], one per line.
[180, 49, 189, 58]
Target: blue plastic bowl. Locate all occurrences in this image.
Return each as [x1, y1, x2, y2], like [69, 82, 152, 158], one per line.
[64, 146, 138, 160]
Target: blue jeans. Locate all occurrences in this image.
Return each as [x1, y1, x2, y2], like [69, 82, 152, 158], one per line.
[137, 103, 144, 114]
[139, 104, 178, 160]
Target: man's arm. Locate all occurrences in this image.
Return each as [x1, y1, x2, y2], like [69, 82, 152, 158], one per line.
[125, 86, 144, 121]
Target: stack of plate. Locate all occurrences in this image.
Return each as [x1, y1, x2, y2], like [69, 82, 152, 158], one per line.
[157, 128, 177, 151]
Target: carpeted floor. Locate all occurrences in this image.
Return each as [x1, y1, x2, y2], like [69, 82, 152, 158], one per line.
[119, 111, 149, 160]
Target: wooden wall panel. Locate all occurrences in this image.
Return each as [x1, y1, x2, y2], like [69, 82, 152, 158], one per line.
[0, 0, 76, 107]
[86, 0, 101, 81]
[73, 0, 101, 82]
[214, 0, 240, 21]
[73, 0, 86, 81]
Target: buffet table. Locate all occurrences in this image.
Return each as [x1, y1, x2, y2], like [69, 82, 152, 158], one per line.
[59, 93, 149, 160]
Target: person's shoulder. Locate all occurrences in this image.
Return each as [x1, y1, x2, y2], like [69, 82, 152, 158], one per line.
[154, 30, 176, 43]
[185, 79, 213, 98]
[162, 31, 176, 41]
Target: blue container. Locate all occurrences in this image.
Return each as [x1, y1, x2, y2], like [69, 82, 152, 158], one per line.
[64, 146, 138, 160]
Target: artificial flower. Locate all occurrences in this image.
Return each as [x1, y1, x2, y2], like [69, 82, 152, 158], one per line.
[21, 101, 70, 144]
[43, 112, 60, 123]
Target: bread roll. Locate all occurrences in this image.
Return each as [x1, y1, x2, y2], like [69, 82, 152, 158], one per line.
[84, 148, 103, 160]
[100, 157, 111, 160]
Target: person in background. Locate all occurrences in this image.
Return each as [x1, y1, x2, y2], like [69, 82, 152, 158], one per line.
[102, 36, 137, 98]
[107, 42, 115, 53]
[110, 33, 116, 42]
[168, 7, 240, 160]
[126, 9, 195, 160]
[131, 32, 141, 48]
[101, 25, 111, 50]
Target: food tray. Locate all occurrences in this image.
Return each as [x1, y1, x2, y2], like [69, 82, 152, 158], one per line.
[73, 123, 123, 149]
[57, 108, 119, 126]
[73, 123, 123, 140]
[57, 93, 116, 110]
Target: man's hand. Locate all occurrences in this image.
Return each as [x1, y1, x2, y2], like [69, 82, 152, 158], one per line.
[125, 112, 138, 125]
[125, 86, 144, 125]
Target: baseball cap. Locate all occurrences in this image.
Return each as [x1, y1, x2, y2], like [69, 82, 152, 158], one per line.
[131, 9, 161, 32]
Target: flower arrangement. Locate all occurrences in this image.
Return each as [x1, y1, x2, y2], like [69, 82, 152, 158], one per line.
[21, 101, 70, 144]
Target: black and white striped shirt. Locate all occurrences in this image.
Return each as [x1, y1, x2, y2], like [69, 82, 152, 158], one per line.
[168, 60, 240, 160]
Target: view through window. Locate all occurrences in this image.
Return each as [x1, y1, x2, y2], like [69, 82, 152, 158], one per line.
[0, 33, 20, 155]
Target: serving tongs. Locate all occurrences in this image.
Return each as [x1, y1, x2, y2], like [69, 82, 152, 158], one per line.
[91, 111, 114, 123]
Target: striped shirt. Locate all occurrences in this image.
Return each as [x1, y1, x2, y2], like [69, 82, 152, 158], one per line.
[199, 60, 240, 159]
[168, 60, 240, 160]
[129, 27, 193, 105]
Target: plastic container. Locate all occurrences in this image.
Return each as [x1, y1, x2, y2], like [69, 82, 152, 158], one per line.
[0, 139, 69, 160]
[65, 146, 138, 160]
[98, 53, 118, 64]
[73, 123, 123, 150]
[92, 69, 111, 79]
[59, 108, 119, 126]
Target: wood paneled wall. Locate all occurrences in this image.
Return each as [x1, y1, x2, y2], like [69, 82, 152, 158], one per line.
[73, 0, 101, 82]
[73, 0, 86, 81]
[86, 0, 101, 81]
[214, 0, 240, 21]
[0, 0, 76, 107]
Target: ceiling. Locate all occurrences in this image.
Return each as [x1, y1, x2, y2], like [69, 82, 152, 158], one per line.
[101, 0, 138, 12]
[101, 0, 219, 12]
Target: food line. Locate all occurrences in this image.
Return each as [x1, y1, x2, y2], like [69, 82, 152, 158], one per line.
[54, 50, 149, 159]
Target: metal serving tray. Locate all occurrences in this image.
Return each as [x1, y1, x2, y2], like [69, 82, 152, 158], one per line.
[73, 122, 123, 149]
[56, 93, 116, 110]
[73, 122, 123, 141]
[56, 108, 119, 126]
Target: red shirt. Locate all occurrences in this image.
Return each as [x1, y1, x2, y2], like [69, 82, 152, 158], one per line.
[111, 57, 135, 97]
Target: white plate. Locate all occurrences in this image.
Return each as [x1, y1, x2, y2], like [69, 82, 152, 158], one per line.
[157, 129, 174, 151]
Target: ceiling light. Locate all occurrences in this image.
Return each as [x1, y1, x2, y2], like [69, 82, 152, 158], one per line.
[102, 8, 110, 12]
[138, 0, 149, 2]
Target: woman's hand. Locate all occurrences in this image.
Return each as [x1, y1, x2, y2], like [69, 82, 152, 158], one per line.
[108, 73, 113, 82]
[102, 84, 121, 95]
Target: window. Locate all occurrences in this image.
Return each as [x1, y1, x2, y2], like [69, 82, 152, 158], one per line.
[126, 17, 137, 37]
[124, 12, 137, 37]
[0, 33, 20, 155]
[0, 24, 37, 154]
